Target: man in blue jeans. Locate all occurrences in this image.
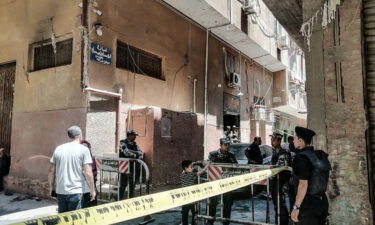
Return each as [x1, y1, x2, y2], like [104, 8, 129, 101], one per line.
[48, 126, 96, 213]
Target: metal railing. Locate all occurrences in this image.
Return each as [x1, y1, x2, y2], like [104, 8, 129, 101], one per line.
[95, 156, 150, 203]
[197, 163, 290, 225]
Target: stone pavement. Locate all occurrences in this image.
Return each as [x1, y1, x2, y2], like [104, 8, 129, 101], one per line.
[0, 192, 57, 225]
[0, 192, 277, 225]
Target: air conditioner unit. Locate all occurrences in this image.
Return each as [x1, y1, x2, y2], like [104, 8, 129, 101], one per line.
[228, 72, 241, 87]
[242, 0, 258, 15]
[277, 35, 290, 50]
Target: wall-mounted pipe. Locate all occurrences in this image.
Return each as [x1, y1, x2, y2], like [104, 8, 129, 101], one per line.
[204, 29, 209, 153]
[84, 88, 123, 153]
[193, 78, 197, 113]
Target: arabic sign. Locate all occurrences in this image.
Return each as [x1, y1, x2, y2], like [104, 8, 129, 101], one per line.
[90, 43, 112, 65]
[101, 160, 119, 172]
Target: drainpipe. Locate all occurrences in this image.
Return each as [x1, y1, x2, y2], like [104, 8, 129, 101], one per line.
[81, 0, 89, 88]
[84, 87, 123, 153]
[193, 78, 197, 113]
[204, 29, 209, 153]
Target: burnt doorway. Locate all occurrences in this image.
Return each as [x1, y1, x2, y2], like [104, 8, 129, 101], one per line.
[223, 93, 241, 142]
[0, 62, 16, 154]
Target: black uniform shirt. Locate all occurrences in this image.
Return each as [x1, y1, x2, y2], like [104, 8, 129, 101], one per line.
[208, 149, 238, 164]
[293, 146, 314, 180]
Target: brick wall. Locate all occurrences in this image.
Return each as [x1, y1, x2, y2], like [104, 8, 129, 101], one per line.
[310, 0, 373, 224]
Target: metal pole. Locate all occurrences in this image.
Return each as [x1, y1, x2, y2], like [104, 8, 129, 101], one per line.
[277, 174, 280, 225]
[221, 194, 224, 218]
[99, 167, 103, 201]
[109, 171, 112, 201]
[140, 163, 143, 196]
[117, 171, 120, 201]
[251, 184, 255, 221]
[133, 161, 136, 197]
[266, 178, 270, 223]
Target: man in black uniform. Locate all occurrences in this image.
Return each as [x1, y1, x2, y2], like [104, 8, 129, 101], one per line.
[207, 138, 237, 225]
[291, 126, 331, 225]
[119, 130, 143, 199]
[270, 132, 291, 225]
[245, 136, 263, 164]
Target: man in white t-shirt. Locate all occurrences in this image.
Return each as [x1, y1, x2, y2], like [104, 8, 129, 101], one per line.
[48, 126, 96, 213]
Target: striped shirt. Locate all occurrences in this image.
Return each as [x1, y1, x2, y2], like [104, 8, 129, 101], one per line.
[180, 171, 198, 187]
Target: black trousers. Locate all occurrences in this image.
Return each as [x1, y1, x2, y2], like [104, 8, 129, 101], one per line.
[0, 175, 4, 191]
[182, 203, 197, 225]
[119, 174, 134, 199]
[297, 195, 329, 225]
[271, 176, 289, 225]
[207, 193, 233, 225]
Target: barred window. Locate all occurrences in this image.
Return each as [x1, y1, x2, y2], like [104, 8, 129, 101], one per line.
[33, 39, 72, 71]
[116, 41, 162, 79]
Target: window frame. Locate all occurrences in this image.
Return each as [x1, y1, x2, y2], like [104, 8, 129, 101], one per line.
[29, 38, 73, 72]
[116, 41, 163, 80]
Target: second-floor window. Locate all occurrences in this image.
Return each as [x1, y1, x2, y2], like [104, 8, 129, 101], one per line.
[116, 41, 162, 79]
[33, 39, 73, 71]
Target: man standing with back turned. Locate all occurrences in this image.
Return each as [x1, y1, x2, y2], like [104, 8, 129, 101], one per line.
[48, 126, 96, 213]
[291, 126, 331, 225]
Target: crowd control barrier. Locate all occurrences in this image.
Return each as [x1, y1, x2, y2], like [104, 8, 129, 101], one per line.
[12, 167, 289, 225]
[197, 163, 292, 225]
[95, 156, 150, 202]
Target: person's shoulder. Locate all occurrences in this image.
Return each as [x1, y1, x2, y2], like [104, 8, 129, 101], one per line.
[227, 151, 236, 157]
[209, 150, 219, 157]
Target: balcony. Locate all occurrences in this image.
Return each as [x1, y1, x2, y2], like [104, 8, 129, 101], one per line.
[160, 0, 286, 72]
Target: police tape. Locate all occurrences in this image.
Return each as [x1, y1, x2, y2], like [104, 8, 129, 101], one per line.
[13, 167, 288, 225]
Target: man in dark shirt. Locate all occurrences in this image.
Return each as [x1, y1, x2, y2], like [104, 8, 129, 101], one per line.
[119, 130, 143, 199]
[207, 138, 237, 225]
[270, 132, 291, 225]
[245, 136, 263, 164]
[0, 148, 10, 192]
[291, 126, 330, 225]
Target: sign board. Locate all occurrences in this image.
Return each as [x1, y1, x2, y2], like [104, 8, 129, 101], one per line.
[90, 43, 112, 65]
[101, 160, 119, 172]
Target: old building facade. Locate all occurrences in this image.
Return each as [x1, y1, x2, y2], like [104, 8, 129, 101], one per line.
[0, 0, 305, 195]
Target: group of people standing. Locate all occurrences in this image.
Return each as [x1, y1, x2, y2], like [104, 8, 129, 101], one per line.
[48, 126, 143, 213]
[180, 126, 331, 225]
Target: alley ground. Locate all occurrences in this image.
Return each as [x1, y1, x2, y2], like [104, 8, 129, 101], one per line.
[0, 192, 276, 225]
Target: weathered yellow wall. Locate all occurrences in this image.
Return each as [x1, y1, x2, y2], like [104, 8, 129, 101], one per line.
[0, 0, 87, 195]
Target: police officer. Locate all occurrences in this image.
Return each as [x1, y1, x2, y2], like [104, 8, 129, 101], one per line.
[119, 130, 143, 199]
[270, 132, 291, 225]
[207, 138, 237, 225]
[291, 126, 331, 225]
[245, 136, 263, 164]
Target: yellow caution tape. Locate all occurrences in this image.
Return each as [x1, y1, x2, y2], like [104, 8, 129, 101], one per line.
[13, 167, 287, 225]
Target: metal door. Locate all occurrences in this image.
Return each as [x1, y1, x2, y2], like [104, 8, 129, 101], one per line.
[0, 62, 15, 153]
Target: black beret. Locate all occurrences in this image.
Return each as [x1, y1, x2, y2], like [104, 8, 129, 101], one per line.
[127, 129, 138, 136]
[295, 126, 316, 142]
[270, 132, 283, 139]
[220, 138, 231, 144]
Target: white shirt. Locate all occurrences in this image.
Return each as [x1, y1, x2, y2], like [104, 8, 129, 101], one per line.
[50, 142, 92, 195]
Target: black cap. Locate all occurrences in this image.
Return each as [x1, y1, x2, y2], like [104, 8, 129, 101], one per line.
[295, 126, 316, 144]
[220, 138, 231, 144]
[127, 129, 138, 136]
[270, 132, 283, 139]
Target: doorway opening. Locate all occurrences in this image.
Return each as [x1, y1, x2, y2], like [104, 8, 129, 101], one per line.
[224, 114, 240, 142]
[0, 62, 16, 155]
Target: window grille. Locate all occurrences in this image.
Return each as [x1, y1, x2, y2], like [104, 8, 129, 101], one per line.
[116, 41, 162, 79]
[33, 39, 72, 71]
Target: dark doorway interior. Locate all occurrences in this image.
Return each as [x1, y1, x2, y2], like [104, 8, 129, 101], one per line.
[224, 114, 240, 142]
[0, 62, 16, 155]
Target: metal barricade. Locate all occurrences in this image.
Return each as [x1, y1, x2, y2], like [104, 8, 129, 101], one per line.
[197, 163, 290, 225]
[95, 156, 150, 203]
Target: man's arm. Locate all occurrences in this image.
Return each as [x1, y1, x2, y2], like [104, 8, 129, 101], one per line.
[48, 163, 56, 196]
[291, 179, 308, 222]
[197, 161, 210, 176]
[83, 164, 96, 201]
